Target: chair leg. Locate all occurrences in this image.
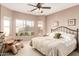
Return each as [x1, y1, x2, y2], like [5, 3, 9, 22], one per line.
[0, 45, 5, 56]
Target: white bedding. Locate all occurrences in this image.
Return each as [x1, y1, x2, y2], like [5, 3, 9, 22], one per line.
[31, 32, 77, 56]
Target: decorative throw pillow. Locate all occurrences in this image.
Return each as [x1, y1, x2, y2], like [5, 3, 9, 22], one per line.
[54, 33, 61, 39]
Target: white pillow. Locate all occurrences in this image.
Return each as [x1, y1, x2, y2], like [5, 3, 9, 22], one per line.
[48, 32, 55, 37]
[49, 31, 63, 36]
[49, 31, 60, 37]
[49, 31, 76, 41]
[61, 32, 76, 42]
[62, 33, 75, 38]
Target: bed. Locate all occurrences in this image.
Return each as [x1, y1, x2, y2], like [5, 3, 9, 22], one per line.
[30, 26, 79, 56]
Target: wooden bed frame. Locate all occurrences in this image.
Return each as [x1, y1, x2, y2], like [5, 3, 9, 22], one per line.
[51, 26, 79, 51]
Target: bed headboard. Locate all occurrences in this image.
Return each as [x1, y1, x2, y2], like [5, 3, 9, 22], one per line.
[51, 26, 77, 34]
[51, 26, 79, 51]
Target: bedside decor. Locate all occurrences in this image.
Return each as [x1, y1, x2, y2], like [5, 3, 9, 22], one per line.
[68, 19, 76, 26]
[53, 21, 59, 27]
[54, 33, 61, 39]
[51, 21, 59, 32]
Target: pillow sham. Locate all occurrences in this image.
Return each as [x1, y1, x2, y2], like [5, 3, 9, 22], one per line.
[61, 33, 76, 39]
[61, 32, 76, 42]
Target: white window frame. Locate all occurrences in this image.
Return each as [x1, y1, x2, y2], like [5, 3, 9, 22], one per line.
[3, 16, 11, 36]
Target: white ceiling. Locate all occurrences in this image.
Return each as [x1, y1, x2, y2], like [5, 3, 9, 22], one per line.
[1, 3, 79, 15]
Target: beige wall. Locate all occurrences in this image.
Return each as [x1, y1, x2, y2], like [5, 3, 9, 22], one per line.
[0, 5, 1, 31]
[47, 5, 79, 33]
[0, 5, 46, 37]
[1, 4, 79, 36]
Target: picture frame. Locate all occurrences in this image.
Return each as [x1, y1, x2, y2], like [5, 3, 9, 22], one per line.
[68, 19, 76, 26]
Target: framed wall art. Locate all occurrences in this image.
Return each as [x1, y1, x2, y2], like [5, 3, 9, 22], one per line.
[68, 19, 76, 26]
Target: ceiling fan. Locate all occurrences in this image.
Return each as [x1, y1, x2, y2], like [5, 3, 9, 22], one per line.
[27, 3, 51, 13]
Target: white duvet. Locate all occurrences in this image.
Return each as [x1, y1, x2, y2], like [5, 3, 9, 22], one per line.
[31, 33, 77, 56]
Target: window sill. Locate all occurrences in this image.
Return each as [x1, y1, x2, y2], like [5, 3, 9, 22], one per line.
[15, 36, 34, 41]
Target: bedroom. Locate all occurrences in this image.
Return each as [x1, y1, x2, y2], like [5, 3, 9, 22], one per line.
[0, 3, 79, 56]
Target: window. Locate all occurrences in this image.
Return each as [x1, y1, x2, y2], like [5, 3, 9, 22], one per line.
[3, 16, 11, 36]
[26, 20, 34, 27]
[16, 19, 34, 36]
[16, 20, 24, 33]
[37, 21, 43, 35]
[38, 21, 43, 30]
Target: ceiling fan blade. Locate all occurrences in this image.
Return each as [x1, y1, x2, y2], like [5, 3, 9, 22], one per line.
[27, 4, 36, 7]
[37, 3, 41, 6]
[31, 8, 37, 12]
[41, 7, 51, 9]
